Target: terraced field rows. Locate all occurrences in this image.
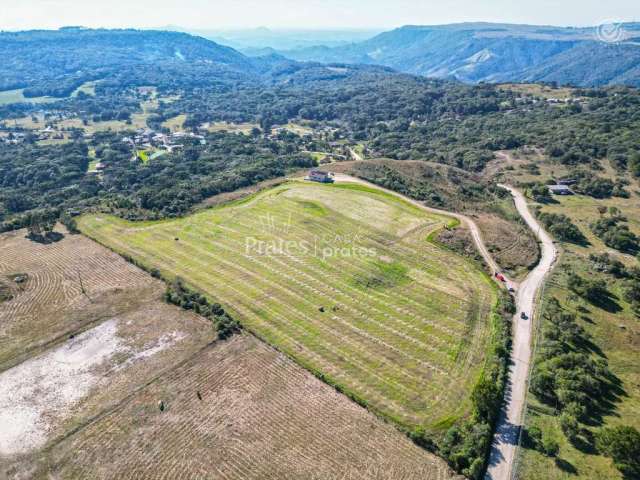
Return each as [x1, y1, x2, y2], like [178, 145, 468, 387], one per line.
[43, 335, 458, 480]
[0, 228, 152, 368]
[0, 227, 218, 463]
[79, 181, 497, 433]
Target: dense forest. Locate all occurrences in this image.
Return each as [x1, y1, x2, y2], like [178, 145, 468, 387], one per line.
[2, 62, 639, 231]
[0, 130, 314, 230]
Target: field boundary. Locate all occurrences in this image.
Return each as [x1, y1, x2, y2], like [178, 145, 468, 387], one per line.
[77, 179, 502, 462]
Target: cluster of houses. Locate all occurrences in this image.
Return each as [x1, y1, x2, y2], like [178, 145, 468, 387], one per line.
[0, 128, 66, 144]
[548, 178, 576, 195]
[0, 132, 27, 145]
[36, 126, 66, 141]
[122, 128, 207, 154]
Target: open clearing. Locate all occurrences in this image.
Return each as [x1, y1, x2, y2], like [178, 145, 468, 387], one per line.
[21, 335, 457, 480]
[78, 181, 497, 436]
[496, 84, 578, 100]
[201, 121, 258, 134]
[0, 227, 215, 461]
[2, 112, 151, 135]
[161, 114, 187, 132]
[0, 89, 58, 105]
[0, 227, 456, 480]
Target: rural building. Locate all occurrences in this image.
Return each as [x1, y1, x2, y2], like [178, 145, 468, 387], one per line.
[557, 178, 577, 185]
[548, 184, 573, 195]
[307, 170, 334, 183]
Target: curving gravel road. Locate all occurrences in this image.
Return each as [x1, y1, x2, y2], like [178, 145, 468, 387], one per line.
[331, 174, 556, 480]
[485, 185, 557, 480]
[332, 174, 502, 276]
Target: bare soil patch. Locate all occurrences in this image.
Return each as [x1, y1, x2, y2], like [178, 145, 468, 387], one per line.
[19, 335, 458, 480]
[475, 213, 539, 279]
[0, 227, 215, 463]
[1, 225, 459, 480]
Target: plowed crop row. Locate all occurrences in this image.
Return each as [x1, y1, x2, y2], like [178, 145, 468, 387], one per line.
[79, 181, 497, 434]
[39, 335, 458, 480]
[0, 228, 152, 368]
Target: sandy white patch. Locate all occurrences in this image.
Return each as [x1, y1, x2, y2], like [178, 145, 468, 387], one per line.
[116, 331, 186, 370]
[0, 320, 122, 455]
[0, 321, 185, 456]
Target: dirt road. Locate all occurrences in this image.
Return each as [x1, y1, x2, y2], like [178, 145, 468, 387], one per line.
[348, 147, 364, 162]
[332, 174, 556, 479]
[333, 174, 505, 280]
[485, 185, 557, 480]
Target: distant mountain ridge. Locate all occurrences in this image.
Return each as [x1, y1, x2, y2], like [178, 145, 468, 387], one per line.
[0, 28, 256, 96]
[164, 26, 382, 51]
[273, 22, 640, 86]
[0, 28, 395, 98]
[2, 25, 639, 98]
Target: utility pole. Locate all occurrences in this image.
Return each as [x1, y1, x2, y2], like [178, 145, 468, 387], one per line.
[78, 271, 90, 301]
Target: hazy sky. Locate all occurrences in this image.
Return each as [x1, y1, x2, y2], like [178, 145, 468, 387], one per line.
[0, 0, 638, 31]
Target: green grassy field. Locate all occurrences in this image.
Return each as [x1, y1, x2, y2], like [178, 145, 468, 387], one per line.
[162, 114, 187, 132]
[78, 181, 497, 436]
[0, 88, 59, 105]
[71, 81, 97, 97]
[272, 122, 315, 136]
[497, 83, 579, 100]
[204, 121, 259, 134]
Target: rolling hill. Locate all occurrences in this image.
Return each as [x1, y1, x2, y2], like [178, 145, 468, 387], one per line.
[274, 22, 640, 87]
[0, 28, 257, 97]
[0, 28, 398, 99]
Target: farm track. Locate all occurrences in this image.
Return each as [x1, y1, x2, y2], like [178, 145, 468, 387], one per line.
[332, 174, 504, 278]
[78, 181, 496, 431]
[332, 176, 557, 480]
[485, 186, 557, 480]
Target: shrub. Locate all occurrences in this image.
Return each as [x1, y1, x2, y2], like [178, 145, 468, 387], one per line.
[60, 212, 79, 233]
[567, 273, 611, 305]
[560, 413, 580, 443]
[542, 436, 560, 457]
[589, 253, 627, 278]
[538, 212, 587, 245]
[596, 426, 640, 478]
[164, 277, 241, 340]
[530, 183, 552, 203]
[574, 177, 615, 198]
[591, 216, 640, 254]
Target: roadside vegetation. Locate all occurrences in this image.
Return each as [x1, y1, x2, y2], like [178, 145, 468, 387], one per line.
[498, 153, 640, 480]
[1, 29, 639, 480]
[1, 228, 449, 480]
[330, 159, 539, 278]
[78, 181, 500, 476]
